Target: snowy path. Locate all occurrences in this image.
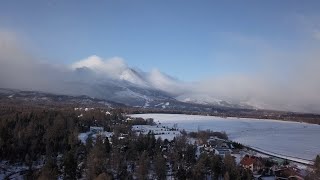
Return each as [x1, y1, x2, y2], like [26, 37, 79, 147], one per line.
[248, 146, 314, 165]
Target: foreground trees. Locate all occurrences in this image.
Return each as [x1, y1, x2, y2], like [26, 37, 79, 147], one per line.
[154, 153, 166, 180]
[2, 105, 317, 179]
[137, 151, 149, 180]
[306, 155, 320, 180]
[315, 155, 320, 175]
[38, 158, 59, 180]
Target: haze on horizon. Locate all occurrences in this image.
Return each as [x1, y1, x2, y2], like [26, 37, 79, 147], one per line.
[1, 0, 320, 113]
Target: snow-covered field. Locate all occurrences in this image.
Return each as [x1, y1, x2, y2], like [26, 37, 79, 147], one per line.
[130, 113, 320, 161]
[132, 125, 181, 141]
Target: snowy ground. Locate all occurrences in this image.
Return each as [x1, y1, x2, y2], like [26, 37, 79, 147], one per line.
[132, 125, 181, 141]
[130, 114, 320, 161]
[0, 160, 44, 180]
[78, 131, 113, 144]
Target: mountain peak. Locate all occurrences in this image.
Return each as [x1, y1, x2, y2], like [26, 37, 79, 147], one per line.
[71, 55, 128, 79]
[120, 68, 149, 87]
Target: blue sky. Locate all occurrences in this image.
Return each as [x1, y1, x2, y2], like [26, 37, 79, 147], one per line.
[1, 0, 320, 80]
[1, 1, 320, 112]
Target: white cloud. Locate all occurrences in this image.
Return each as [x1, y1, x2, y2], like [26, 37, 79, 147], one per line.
[0, 29, 78, 94]
[147, 69, 186, 95]
[71, 55, 152, 86]
[296, 14, 320, 41]
[71, 55, 127, 78]
[312, 29, 320, 40]
[1, 29, 320, 113]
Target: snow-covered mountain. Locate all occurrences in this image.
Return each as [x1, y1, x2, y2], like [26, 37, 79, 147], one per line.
[66, 56, 251, 109]
[176, 94, 253, 109]
[64, 57, 174, 107]
[0, 53, 254, 110]
[39, 55, 245, 109]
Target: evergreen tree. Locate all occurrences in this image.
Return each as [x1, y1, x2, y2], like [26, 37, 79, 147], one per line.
[87, 136, 108, 179]
[224, 154, 240, 180]
[95, 172, 112, 180]
[192, 156, 206, 179]
[315, 155, 320, 175]
[175, 167, 187, 180]
[210, 155, 222, 179]
[38, 157, 59, 180]
[224, 171, 230, 180]
[307, 155, 320, 180]
[137, 151, 149, 180]
[63, 149, 77, 180]
[154, 153, 167, 180]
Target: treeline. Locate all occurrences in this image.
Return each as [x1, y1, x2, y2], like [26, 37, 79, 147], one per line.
[0, 104, 256, 179]
[188, 130, 228, 141]
[77, 131, 253, 180]
[0, 105, 127, 160]
[0, 105, 124, 179]
[127, 107, 320, 125]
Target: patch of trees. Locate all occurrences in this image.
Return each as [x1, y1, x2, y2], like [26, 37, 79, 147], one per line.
[3, 104, 308, 179]
[232, 142, 244, 149]
[189, 130, 228, 142]
[0, 105, 124, 179]
[128, 117, 155, 125]
[306, 155, 320, 180]
[126, 106, 320, 125]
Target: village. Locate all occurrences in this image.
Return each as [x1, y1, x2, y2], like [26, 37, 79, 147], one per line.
[1, 106, 318, 179]
[75, 109, 312, 180]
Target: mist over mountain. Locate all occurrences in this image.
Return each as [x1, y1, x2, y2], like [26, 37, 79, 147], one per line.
[1, 30, 320, 113]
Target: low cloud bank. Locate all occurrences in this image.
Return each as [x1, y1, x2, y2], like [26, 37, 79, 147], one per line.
[1, 30, 320, 113]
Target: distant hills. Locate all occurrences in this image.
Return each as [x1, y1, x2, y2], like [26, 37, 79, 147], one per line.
[1, 88, 320, 125]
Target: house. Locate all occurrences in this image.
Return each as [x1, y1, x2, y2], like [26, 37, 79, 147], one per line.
[90, 126, 104, 133]
[215, 148, 232, 157]
[202, 144, 215, 153]
[240, 155, 264, 172]
[274, 167, 304, 180]
[212, 141, 232, 157]
[218, 143, 230, 149]
[207, 136, 226, 147]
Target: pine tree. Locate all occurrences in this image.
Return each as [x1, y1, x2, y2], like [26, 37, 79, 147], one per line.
[224, 171, 230, 180]
[224, 154, 240, 180]
[137, 151, 149, 180]
[87, 136, 108, 179]
[63, 149, 77, 180]
[154, 153, 166, 180]
[210, 155, 222, 179]
[315, 155, 320, 175]
[38, 157, 59, 180]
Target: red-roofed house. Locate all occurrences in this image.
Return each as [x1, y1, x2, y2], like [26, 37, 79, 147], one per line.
[240, 155, 263, 172]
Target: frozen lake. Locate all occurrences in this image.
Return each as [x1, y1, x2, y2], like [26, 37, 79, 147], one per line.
[130, 113, 320, 161]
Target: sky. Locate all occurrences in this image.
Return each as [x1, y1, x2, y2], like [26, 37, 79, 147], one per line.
[1, 0, 320, 113]
[1, 0, 319, 80]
